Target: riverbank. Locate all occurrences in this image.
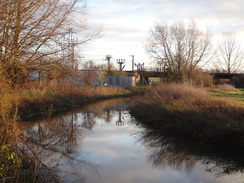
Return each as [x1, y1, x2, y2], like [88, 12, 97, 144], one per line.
[130, 83, 244, 151]
[0, 85, 131, 182]
[8, 85, 131, 121]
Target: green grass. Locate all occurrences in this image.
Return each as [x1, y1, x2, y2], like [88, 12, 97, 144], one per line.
[210, 88, 244, 104]
[135, 84, 147, 89]
[149, 77, 161, 82]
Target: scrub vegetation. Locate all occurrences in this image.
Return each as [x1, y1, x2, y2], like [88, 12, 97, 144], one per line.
[130, 83, 244, 151]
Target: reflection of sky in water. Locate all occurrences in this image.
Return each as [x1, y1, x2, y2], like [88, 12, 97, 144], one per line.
[72, 111, 243, 183]
[26, 100, 244, 183]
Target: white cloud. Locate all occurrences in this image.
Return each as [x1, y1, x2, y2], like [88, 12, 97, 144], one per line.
[84, 0, 244, 70]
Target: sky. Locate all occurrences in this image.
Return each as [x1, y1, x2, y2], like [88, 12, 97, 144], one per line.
[83, 0, 244, 71]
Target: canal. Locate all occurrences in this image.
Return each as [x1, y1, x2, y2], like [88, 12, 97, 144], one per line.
[23, 99, 244, 183]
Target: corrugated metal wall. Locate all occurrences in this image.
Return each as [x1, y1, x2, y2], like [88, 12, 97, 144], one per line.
[105, 76, 136, 87]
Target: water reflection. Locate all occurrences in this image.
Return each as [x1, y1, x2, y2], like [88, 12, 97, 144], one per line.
[22, 99, 131, 182]
[137, 127, 244, 178]
[116, 110, 125, 126]
[23, 113, 89, 182]
[22, 99, 244, 183]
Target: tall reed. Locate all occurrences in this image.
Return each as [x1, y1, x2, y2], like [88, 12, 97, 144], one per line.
[131, 83, 244, 150]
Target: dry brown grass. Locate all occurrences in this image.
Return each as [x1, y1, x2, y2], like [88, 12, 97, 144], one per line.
[9, 85, 129, 120]
[18, 84, 128, 97]
[131, 83, 244, 150]
[208, 84, 237, 92]
[58, 85, 129, 97]
[136, 83, 241, 112]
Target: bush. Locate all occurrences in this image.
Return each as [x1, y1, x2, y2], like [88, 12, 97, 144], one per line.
[0, 144, 22, 182]
[187, 70, 213, 87]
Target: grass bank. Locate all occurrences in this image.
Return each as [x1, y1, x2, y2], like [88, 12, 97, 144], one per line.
[130, 83, 244, 151]
[7, 85, 130, 121]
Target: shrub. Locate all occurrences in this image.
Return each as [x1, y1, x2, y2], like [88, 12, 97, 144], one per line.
[0, 144, 22, 182]
[186, 70, 213, 87]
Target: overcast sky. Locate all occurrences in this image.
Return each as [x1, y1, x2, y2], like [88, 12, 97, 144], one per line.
[83, 0, 244, 70]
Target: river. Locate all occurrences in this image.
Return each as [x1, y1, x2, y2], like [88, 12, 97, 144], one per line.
[23, 99, 244, 183]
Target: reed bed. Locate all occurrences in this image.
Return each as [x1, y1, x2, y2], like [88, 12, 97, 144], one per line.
[13, 85, 129, 120]
[131, 83, 244, 151]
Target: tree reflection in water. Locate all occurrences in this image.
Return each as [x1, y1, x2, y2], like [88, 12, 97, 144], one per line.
[21, 98, 244, 182]
[22, 113, 91, 182]
[137, 127, 244, 178]
[21, 99, 130, 182]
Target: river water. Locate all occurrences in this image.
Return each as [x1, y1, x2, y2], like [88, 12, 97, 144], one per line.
[24, 99, 244, 183]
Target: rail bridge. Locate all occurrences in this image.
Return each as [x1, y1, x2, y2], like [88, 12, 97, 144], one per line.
[126, 70, 244, 79]
[210, 73, 244, 80]
[125, 70, 244, 85]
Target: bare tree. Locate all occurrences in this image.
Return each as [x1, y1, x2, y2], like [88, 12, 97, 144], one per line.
[81, 60, 102, 86]
[146, 20, 212, 83]
[216, 32, 243, 73]
[0, 0, 99, 87]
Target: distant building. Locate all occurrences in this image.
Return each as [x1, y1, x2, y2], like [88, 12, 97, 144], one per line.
[104, 76, 136, 87]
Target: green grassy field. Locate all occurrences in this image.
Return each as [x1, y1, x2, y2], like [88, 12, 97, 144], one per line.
[210, 88, 244, 105]
[149, 77, 161, 82]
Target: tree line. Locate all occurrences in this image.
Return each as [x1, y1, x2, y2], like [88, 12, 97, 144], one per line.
[146, 20, 244, 84]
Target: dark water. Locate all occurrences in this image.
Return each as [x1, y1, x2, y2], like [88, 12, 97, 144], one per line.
[24, 99, 244, 183]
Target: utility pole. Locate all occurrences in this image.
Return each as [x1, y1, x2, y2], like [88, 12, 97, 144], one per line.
[68, 28, 75, 69]
[117, 59, 125, 75]
[58, 28, 78, 70]
[129, 55, 134, 71]
[117, 59, 125, 87]
[135, 62, 144, 71]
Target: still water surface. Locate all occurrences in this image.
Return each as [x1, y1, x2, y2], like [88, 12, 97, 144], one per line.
[25, 99, 244, 183]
